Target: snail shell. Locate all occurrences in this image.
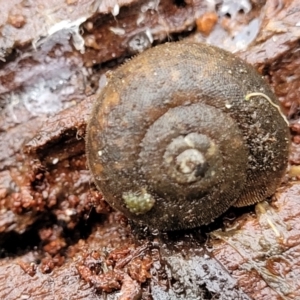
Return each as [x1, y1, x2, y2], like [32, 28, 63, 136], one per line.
[86, 42, 290, 231]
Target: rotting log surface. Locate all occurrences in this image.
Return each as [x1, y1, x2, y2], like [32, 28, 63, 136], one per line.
[1, 0, 300, 299]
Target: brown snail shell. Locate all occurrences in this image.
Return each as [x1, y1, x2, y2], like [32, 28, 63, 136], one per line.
[86, 42, 290, 231]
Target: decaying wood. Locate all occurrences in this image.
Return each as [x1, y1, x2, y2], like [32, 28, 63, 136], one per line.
[1, 0, 300, 299]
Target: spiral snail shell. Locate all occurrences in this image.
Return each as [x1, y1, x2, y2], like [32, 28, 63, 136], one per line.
[86, 42, 290, 231]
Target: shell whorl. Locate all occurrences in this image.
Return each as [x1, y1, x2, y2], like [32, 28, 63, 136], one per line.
[86, 42, 290, 231]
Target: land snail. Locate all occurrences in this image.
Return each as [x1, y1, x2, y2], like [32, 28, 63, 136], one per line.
[86, 42, 290, 231]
